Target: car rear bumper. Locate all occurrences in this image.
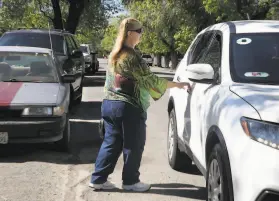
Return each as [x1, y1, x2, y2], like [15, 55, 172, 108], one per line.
[230, 136, 279, 201]
[0, 115, 66, 143]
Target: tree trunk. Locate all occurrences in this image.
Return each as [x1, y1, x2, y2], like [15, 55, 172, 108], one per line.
[170, 51, 178, 70]
[65, 0, 86, 34]
[153, 54, 161, 67]
[51, 0, 63, 29]
[165, 54, 170, 68]
[161, 54, 170, 68]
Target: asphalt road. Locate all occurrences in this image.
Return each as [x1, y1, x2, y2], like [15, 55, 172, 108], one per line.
[0, 59, 206, 201]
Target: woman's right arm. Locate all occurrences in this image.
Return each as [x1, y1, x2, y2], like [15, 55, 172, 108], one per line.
[167, 81, 191, 90]
[121, 54, 191, 99]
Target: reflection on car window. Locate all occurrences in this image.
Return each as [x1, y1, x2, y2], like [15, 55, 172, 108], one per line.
[0, 33, 65, 55]
[65, 36, 76, 54]
[231, 33, 279, 85]
[190, 33, 213, 64]
[199, 35, 221, 71]
[0, 52, 58, 83]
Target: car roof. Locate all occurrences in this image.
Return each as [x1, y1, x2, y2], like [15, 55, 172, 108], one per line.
[3, 29, 72, 36]
[207, 20, 279, 34]
[0, 46, 52, 54]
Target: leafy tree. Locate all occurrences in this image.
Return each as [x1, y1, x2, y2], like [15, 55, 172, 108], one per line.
[0, 0, 115, 52]
[127, 0, 196, 68]
[101, 23, 118, 53]
[203, 0, 279, 21]
[0, 0, 120, 34]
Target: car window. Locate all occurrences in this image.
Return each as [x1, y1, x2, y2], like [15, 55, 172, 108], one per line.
[187, 31, 222, 82]
[198, 33, 222, 80]
[0, 32, 65, 55]
[80, 45, 88, 53]
[187, 35, 202, 65]
[0, 52, 58, 83]
[231, 33, 279, 85]
[142, 54, 151, 58]
[65, 35, 76, 54]
[71, 36, 80, 49]
[190, 32, 214, 64]
[53, 55, 64, 75]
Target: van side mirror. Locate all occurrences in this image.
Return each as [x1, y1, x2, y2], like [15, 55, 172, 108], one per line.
[71, 49, 83, 58]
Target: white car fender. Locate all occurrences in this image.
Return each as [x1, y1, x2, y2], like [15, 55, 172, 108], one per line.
[202, 86, 260, 198]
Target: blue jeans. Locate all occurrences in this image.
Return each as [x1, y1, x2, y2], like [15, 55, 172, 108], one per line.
[91, 100, 147, 185]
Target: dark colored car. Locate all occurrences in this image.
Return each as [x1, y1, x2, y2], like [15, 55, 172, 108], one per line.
[142, 54, 153, 66]
[80, 44, 99, 74]
[0, 29, 84, 106]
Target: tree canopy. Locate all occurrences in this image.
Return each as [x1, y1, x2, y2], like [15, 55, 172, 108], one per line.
[0, 0, 123, 52]
[117, 0, 279, 68]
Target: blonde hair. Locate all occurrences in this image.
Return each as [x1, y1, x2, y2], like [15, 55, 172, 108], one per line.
[109, 18, 142, 67]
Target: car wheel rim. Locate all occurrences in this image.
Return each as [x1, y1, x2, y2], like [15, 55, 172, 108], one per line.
[208, 159, 222, 201]
[168, 116, 175, 160]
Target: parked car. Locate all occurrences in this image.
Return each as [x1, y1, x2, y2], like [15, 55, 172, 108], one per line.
[80, 44, 99, 74]
[0, 46, 76, 151]
[142, 54, 153, 66]
[167, 20, 279, 201]
[0, 29, 84, 106]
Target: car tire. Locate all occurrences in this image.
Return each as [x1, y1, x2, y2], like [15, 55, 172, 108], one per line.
[95, 63, 99, 72]
[89, 64, 96, 75]
[168, 109, 192, 171]
[206, 144, 234, 201]
[55, 115, 71, 152]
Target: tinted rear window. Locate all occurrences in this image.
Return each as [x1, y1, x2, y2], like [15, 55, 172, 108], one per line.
[231, 33, 279, 85]
[0, 32, 65, 55]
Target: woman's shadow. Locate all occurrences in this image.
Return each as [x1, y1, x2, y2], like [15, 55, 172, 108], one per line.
[92, 183, 206, 200]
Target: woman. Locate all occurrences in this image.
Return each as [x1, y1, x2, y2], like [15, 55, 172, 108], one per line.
[90, 18, 190, 192]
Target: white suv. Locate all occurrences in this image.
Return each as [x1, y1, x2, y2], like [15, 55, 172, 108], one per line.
[167, 20, 279, 201]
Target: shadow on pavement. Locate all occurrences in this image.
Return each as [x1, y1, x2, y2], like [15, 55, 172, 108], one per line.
[174, 162, 203, 176]
[90, 183, 206, 200]
[70, 101, 102, 120]
[0, 101, 103, 165]
[149, 183, 206, 200]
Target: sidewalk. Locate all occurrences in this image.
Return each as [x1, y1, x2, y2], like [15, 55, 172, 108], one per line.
[151, 66, 176, 74]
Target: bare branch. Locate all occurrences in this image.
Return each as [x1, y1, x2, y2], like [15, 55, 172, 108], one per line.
[37, 0, 53, 21]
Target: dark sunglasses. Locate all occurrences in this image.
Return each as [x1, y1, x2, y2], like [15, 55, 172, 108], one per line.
[131, 28, 143, 34]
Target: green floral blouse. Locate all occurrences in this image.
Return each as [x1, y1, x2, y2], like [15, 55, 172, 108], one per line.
[104, 46, 168, 111]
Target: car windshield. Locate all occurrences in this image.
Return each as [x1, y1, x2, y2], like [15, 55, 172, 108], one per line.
[0, 52, 58, 83]
[0, 33, 65, 55]
[80, 46, 88, 53]
[231, 33, 279, 85]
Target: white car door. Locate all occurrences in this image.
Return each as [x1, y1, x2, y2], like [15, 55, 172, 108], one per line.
[184, 31, 223, 166]
[172, 35, 202, 141]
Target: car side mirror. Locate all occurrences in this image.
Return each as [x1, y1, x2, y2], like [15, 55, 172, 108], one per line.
[71, 49, 83, 58]
[185, 63, 214, 84]
[61, 74, 76, 83]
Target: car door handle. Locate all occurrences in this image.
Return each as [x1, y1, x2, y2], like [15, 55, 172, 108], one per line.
[177, 76, 181, 82]
[177, 76, 191, 94]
